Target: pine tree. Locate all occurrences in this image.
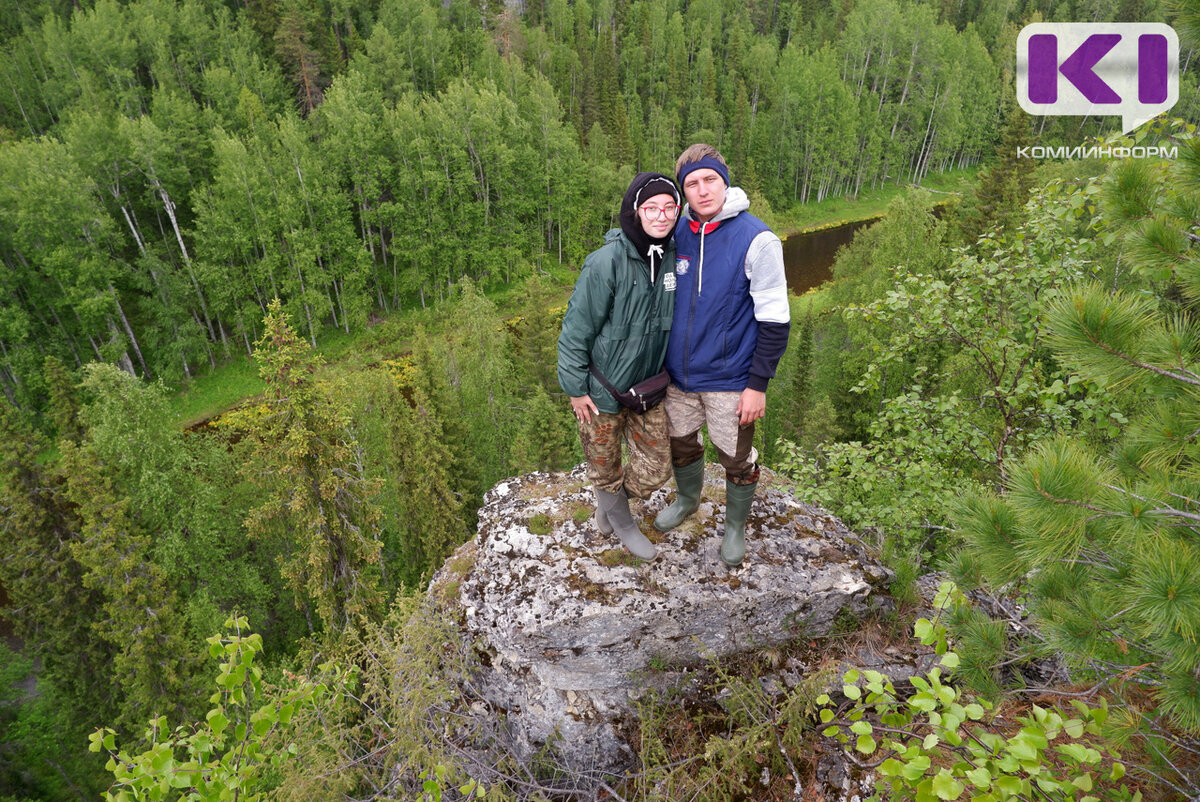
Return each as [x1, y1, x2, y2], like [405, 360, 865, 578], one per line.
[956, 137, 1200, 737]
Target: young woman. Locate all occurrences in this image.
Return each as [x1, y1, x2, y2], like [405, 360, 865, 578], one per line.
[556, 172, 680, 560]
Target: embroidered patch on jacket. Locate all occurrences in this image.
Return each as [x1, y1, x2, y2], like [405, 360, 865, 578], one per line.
[663, 272, 677, 291]
[675, 257, 690, 276]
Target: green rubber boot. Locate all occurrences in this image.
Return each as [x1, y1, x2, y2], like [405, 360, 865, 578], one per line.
[653, 459, 705, 532]
[596, 489, 657, 561]
[721, 481, 757, 567]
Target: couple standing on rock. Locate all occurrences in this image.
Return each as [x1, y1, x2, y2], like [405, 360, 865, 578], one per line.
[556, 144, 791, 566]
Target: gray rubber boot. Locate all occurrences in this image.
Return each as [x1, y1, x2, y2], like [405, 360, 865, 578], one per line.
[721, 481, 757, 567]
[595, 489, 657, 561]
[653, 459, 705, 532]
[593, 489, 613, 535]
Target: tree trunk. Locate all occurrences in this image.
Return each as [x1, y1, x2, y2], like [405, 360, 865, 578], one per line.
[326, 284, 340, 330]
[109, 284, 150, 378]
[889, 39, 918, 140]
[159, 186, 218, 345]
[106, 319, 137, 376]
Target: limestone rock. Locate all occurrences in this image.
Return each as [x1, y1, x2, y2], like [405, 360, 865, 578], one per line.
[429, 463, 893, 777]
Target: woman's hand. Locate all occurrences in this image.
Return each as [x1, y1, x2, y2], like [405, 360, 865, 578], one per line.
[570, 395, 600, 424]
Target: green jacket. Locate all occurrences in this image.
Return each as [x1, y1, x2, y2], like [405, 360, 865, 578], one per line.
[557, 229, 677, 414]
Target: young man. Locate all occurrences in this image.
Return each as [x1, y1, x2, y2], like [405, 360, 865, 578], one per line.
[654, 144, 790, 567]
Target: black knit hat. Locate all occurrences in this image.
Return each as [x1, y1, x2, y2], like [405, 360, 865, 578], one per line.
[619, 172, 679, 267]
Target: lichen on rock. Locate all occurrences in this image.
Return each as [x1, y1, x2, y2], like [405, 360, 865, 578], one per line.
[428, 463, 894, 777]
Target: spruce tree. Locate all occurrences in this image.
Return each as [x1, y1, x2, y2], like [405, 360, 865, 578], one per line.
[42, 356, 82, 445]
[955, 90, 1036, 243]
[345, 367, 468, 589]
[240, 299, 383, 634]
[0, 404, 107, 724]
[58, 438, 198, 733]
[508, 383, 579, 474]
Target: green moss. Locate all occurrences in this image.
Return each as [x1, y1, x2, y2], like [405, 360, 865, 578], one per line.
[445, 549, 476, 578]
[528, 513, 553, 536]
[572, 506, 593, 525]
[565, 572, 615, 604]
[598, 548, 642, 568]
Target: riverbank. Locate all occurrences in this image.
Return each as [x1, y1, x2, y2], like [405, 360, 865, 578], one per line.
[772, 166, 976, 237]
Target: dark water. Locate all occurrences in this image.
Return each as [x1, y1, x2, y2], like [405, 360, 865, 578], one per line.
[781, 216, 881, 295]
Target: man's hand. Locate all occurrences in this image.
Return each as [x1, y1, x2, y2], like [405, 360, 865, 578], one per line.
[736, 388, 766, 425]
[571, 394, 600, 424]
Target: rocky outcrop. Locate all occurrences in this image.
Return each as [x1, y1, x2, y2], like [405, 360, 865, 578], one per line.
[428, 463, 895, 778]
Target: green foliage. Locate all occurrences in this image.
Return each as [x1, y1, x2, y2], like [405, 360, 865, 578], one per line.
[954, 91, 1038, 242]
[0, 400, 124, 756]
[629, 658, 826, 801]
[956, 134, 1200, 747]
[268, 596, 493, 800]
[407, 281, 526, 504]
[805, 190, 953, 443]
[344, 367, 469, 589]
[41, 356, 82, 444]
[508, 384, 580, 475]
[89, 616, 351, 801]
[0, 643, 106, 799]
[779, 179, 1122, 563]
[0, 0, 1009, 415]
[415, 764, 502, 802]
[237, 299, 384, 633]
[818, 582, 1142, 802]
[59, 435, 200, 733]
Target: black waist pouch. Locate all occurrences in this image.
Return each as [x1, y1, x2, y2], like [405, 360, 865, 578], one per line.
[589, 365, 669, 413]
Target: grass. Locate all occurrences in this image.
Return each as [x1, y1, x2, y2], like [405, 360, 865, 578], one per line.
[164, 303, 431, 428]
[790, 284, 840, 318]
[772, 166, 978, 236]
[166, 353, 265, 429]
[597, 548, 643, 567]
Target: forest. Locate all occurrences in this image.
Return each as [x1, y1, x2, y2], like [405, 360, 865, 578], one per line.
[1, 0, 1200, 798]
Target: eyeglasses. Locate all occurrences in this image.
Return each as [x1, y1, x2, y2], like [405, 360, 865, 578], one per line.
[639, 204, 679, 220]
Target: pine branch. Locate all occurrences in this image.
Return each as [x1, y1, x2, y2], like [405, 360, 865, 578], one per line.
[1032, 482, 1108, 515]
[1100, 483, 1200, 524]
[1061, 556, 1118, 572]
[1080, 325, 1200, 387]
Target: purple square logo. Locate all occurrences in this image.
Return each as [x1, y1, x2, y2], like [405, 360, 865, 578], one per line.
[1017, 23, 1178, 134]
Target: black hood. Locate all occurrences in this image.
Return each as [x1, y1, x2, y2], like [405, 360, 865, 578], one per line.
[618, 172, 679, 267]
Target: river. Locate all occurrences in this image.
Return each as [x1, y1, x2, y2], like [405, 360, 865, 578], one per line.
[781, 216, 881, 295]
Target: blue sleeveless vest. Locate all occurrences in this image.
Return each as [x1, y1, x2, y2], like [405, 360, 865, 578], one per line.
[666, 211, 769, 392]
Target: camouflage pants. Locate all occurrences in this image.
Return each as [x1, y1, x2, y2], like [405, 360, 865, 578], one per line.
[577, 404, 671, 499]
[663, 384, 760, 484]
